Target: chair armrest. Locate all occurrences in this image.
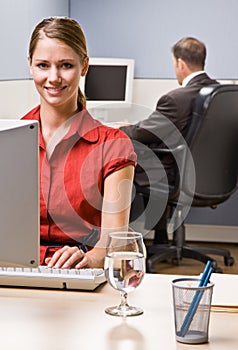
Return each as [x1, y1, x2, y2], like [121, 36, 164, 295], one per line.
[151, 144, 186, 155]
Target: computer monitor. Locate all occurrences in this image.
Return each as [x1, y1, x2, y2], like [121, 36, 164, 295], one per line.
[0, 119, 39, 267]
[80, 57, 135, 109]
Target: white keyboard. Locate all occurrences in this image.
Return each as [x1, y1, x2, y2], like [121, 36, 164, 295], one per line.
[0, 266, 107, 291]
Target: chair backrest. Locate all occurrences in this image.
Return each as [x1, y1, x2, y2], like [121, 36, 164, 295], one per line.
[183, 84, 238, 206]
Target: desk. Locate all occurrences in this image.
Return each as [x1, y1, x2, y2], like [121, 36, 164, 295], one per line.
[0, 274, 237, 350]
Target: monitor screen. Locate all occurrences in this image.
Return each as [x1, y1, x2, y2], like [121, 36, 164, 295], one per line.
[0, 119, 39, 267]
[80, 58, 135, 108]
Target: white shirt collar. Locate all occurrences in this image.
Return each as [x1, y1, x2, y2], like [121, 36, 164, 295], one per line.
[182, 71, 205, 87]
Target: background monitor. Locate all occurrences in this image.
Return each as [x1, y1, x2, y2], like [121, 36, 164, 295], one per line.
[0, 119, 39, 267]
[80, 57, 135, 109]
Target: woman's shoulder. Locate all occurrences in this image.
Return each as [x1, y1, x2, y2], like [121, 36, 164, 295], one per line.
[21, 105, 40, 120]
[82, 109, 132, 141]
[98, 122, 132, 140]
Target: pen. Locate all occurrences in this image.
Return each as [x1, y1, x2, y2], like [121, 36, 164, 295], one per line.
[198, 260, 212, 287]
[179, 260, 214, 337]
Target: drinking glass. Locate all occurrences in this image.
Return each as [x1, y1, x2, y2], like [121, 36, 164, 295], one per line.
[104, 231, 146, 317]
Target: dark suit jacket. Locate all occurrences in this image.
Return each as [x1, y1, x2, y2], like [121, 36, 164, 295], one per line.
[120, 73, 219, 186]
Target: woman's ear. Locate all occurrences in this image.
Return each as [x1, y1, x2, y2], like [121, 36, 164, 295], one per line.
[28, 56, 33, 75]
[81, 57, 89, 76]
[81, 56, 89, 77]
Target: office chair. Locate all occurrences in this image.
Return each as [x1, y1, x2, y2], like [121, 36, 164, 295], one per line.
[135, 84, 238, 273]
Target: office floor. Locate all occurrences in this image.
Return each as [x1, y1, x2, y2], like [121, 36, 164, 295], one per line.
[145, 240, 238, 275]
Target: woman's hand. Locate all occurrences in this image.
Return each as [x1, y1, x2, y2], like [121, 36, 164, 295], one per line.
[45, 245, 105, 269]
[75, 247, 106, 269]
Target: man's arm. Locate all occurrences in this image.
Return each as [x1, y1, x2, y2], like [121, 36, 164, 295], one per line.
[120, 95, 178, 145]
[120, 95, 179, 145]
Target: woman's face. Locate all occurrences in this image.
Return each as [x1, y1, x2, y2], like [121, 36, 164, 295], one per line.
[29, 35, 88, 110]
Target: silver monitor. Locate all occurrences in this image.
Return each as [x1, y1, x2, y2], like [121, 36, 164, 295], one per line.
[0, 119, 39, 267]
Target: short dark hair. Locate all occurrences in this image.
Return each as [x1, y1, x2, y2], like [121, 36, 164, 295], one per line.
[172, 37, 206, 70]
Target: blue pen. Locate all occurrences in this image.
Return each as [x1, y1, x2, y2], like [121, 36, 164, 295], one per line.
[198, 260, 212, 286]
[179, 261, 214, 337]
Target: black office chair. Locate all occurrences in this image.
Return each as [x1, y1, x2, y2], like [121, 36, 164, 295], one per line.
[135, 84, 238, 273]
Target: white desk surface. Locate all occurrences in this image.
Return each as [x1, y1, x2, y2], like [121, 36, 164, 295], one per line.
[0, 273, 237, 350]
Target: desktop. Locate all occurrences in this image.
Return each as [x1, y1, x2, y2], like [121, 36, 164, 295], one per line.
[0, 273, 237, 349]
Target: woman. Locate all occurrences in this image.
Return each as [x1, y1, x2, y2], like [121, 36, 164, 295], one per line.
[22, 17, 136, 269]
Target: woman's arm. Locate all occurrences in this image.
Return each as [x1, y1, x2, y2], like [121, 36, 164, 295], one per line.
[77, 164, 135, 268]
[46, 165, 135, 269]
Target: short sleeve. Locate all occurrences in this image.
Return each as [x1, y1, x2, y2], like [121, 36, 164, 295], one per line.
[101, 127, 137, 179]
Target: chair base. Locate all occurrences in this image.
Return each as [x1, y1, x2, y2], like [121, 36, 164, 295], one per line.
[146, 243, 235, 273]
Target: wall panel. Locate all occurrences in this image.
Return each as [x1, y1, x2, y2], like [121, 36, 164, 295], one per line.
[71, 0, 238, 79]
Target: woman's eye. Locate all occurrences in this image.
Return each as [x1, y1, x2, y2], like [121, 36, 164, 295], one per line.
[62, 63, 73, 69]
[37, 63, 48, 69]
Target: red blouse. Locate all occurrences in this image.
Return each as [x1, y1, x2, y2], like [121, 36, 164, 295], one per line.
[22, 106, 136, 264]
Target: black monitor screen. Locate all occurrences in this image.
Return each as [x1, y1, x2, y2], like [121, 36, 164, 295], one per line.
[85, 65, 127, 101]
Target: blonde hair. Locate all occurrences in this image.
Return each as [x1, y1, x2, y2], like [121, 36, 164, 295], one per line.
[29, 17, 88, 107]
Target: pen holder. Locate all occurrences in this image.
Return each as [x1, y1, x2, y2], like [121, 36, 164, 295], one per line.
[172, 278, 214, 344]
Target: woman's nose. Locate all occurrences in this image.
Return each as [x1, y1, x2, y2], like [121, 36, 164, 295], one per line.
[48, 68, 61, 84]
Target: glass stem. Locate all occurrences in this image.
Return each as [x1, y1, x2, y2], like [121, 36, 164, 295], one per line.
[119, 291, 129, 310]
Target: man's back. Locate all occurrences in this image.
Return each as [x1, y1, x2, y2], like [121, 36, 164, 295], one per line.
[120, 72, 218, 186]
[120, 37, 219, 237]
[157, 73, 218, 140]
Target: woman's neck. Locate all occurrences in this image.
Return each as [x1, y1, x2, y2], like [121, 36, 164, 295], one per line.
[39, 101, 79, 146]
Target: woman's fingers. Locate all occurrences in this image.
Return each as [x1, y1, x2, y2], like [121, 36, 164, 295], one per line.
[47, 246, 85, 268]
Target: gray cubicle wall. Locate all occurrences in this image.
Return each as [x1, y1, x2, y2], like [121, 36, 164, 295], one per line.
[2, 0, 238, 80]
[71, 0, 238, 80]
[0, 0, 69, 80]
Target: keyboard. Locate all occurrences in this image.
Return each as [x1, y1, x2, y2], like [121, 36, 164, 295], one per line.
[0, 266, 107, 291]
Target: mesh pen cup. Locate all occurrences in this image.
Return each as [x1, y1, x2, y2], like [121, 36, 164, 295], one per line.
[172, 278, 214, 344]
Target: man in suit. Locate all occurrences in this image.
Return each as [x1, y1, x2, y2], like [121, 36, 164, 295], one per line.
[120, 37, 219, 243]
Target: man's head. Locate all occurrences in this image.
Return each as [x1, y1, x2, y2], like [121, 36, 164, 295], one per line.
[172, 37, 207, 85]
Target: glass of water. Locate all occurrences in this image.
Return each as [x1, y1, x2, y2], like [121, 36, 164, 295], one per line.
[104, 231, 146, 317]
